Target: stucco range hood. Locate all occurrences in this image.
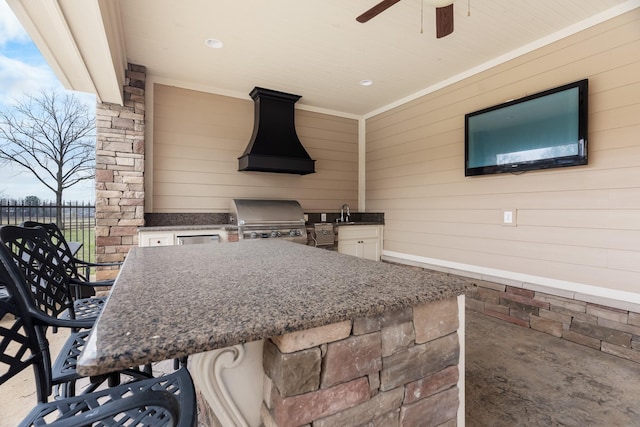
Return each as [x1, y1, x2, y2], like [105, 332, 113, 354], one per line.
[238, 87, 315, 175]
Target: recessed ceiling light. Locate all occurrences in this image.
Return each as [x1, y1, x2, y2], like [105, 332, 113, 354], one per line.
[359, 79, 373, 86]
[204, 38, 224, 49]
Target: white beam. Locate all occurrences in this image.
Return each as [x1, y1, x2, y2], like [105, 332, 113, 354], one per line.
[7, 0, 125, 105]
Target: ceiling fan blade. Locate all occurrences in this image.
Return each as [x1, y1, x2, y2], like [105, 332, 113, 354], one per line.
[356, 0, 401, 23]
[435, 3, 454, 38]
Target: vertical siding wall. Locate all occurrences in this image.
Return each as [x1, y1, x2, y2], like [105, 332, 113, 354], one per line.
[366, 9, 640, 294]
[151, 84, 358, 213]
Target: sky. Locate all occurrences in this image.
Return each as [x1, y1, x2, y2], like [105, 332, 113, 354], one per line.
[0, 0, 96, 202]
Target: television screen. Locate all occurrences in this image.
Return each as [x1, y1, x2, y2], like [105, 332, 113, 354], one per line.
[465, 79, 588, 176]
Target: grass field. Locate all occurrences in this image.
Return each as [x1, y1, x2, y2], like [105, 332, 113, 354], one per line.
[63, 227, 96, 264]
[0, 216, 96, 265]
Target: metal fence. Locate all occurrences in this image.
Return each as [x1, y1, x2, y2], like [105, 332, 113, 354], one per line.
[0, 200, 96, 263]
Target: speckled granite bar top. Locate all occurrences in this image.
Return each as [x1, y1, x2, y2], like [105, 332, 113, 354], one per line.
[77, 240, 466, 376]
[139, 224, 236, 232]
[144, 212, 229, 227]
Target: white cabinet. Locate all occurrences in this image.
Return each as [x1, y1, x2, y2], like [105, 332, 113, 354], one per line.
[337, 225, 383, 261]
[139, 228, 228, 247]
[339, 238, 380, 260]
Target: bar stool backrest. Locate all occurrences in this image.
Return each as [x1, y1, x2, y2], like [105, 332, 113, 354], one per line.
[22, 221, 86, 282]
[0, 243, 53, 402]
[0, 225, 75, 320]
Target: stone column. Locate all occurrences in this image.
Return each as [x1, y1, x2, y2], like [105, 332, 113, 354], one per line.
[94, 64, 146, 280]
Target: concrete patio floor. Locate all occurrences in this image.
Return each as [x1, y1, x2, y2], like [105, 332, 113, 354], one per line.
[4, 310, 640, 426]
[466, 309, 640, 426]
[0, 323, 174, 427]
[1, 322, 69, 427]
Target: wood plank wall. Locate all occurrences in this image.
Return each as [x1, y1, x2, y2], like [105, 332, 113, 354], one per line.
[365, 9, 640, 293]
[151, 84, 358, 213]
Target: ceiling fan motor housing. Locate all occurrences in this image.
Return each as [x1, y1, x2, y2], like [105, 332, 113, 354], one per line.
[357, 0, 455, 39]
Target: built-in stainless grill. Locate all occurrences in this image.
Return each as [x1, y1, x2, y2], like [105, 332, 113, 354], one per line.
[229, 199, 307, 244]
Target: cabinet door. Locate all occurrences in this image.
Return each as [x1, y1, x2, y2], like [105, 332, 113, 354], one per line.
[338, 239, 360, 257]
[338, 238, 380, 261]
[361, 238, 381, 261]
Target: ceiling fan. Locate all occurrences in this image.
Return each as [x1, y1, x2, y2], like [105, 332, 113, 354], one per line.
[356, 0, 455, 39]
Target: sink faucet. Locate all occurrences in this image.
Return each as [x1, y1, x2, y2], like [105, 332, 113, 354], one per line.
[340, 204, 350, 223]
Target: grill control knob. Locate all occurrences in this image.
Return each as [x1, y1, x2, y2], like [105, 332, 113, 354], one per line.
[271, 231, 280, 238]
[250, 232, 258, 239]
[289, 230, 296, 237]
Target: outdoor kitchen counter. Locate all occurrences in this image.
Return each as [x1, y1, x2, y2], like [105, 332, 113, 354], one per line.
[77, 239, 467, 426]
[78, 239, 465, 375]
[137, 224, 236, 231]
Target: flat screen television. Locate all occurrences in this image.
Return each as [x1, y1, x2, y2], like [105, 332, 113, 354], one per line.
[465, 79, 588, 176]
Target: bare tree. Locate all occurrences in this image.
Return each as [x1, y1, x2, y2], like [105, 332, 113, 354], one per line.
[0, 90, 95, 225]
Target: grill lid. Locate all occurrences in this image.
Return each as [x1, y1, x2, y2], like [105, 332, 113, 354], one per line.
[230, 199, 305, 226]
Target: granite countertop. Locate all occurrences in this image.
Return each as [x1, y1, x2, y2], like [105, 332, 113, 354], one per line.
[334, 221, 383, 226]
[77, 240, 466, 376]
[140, 221, 384, 231]
[139, 224, 236, 232]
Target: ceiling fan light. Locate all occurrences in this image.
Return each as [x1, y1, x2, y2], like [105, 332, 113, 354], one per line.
[204, 38, 224, 49]
[424, 0, 453, 7]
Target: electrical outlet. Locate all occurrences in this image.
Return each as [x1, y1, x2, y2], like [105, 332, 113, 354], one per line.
[321, 213, 326, 222]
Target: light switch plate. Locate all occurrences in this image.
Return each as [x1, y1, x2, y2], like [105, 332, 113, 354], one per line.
[321, 213, 326, 222]
[502, 209, 517, 226]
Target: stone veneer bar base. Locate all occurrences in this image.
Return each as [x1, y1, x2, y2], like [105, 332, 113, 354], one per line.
[261, 297, 461, 427]
[466, 281, 640, 364]
[383, 254, 640, 366]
